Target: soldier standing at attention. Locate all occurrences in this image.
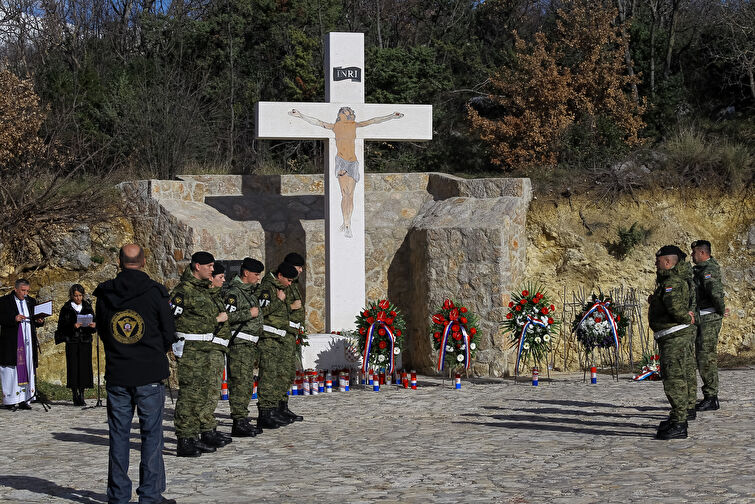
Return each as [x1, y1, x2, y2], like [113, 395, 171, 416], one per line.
[224, 258, 265, 437]
[280, 252, 305, 423]
[171, 251, 232, 457]
[256, 262, 299, 429]
[648, 245, 697, 440]
[210, 263, 226, 288]
[691, 240, 728, 412]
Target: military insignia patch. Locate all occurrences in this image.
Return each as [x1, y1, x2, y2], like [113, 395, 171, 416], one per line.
[111, 310, 145, 344]
[170, 294, 184, 316]
[704, 274, 712, 279]
[227, 297, 236, 305]
[665, 287, 673, 292]
[259, 290, 271, 307]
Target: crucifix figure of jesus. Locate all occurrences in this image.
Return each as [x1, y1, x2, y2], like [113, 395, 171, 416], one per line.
[256, 32, 432, 331]
[289, 107, 404, 238]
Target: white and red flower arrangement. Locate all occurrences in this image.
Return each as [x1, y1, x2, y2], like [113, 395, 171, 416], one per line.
[572, 293, 628, 361]
[634, 353, 661, 381]
[355, 299, 406, 373]
[295, 326, 309, 357]
[430, 298, 479, 371]
[501, 284, 559, 373]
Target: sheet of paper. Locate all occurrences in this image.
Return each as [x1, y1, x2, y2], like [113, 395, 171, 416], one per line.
[34, 300, 53, 317]
[76, 314, 93, 326]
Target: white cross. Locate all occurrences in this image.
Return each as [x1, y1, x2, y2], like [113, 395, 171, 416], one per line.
[256, 32, 432, 331]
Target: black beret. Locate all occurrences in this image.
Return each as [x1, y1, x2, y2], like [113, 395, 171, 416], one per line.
[284, 252, 305, 267]
[212, 262, 225, 276]
[241, 257, 264, 274]
[656, 245, 686, 260]
[191, 251, 215, 265]
[691, 239, 711, 250]
[277, 262, 298, 280]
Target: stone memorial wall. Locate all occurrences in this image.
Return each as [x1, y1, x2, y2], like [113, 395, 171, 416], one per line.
[120, 173, 532, 375]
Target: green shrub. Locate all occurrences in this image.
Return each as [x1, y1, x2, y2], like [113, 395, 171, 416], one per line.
[607, 222, 652, 259]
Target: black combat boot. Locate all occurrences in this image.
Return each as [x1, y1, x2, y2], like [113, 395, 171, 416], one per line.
[201, 429, 232, 448]
[257, 407, 284, 429]
[687, 408, 696, 420]
[270, 406, 294, 425]
[695, 396, 719, 411]
[231, 418, 257, 437]
[193, 436, 217, 453]
[176, 437, 202, 457]
[656, 420, 688, 440]
[279, 400, 303, 422]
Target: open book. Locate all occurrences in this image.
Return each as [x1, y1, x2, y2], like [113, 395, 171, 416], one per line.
[34, 300, 53, 317]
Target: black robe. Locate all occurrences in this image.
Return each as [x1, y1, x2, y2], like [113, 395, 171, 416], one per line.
[56, 301, 96, 389]
[0, 292, 42, 368]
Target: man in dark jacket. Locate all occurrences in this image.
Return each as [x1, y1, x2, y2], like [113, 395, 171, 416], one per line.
[0, 278, 45, 410]
[94, 244, 176, 504]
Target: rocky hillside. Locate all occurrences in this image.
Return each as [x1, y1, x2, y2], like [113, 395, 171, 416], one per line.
[525, 187, 754, 364]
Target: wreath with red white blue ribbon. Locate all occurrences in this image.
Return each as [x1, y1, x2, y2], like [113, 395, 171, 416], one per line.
[430, 299, 479, 371]
[355, 299, 405, 374]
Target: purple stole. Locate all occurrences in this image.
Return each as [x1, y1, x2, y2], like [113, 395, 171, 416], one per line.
[15, 300, 30, 386]
[16, 323, 29, 385]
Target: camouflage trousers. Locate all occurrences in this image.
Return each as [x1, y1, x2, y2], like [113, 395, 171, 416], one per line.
[174, 345, 224, 438]
[227, 341, 259, 420]
[696, 316, 723, 398]
[281, 333, 298, 404]
[658, 327, 696, 422]
[257, 337, 287, 408]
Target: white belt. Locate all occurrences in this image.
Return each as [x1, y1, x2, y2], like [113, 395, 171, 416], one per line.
[262, 325, 287, 337]
[235, 331, 259, 343]
[289, 321, 303, 330]
[177, 332, 230, 347]
[653, 324, 690, 340]
[699, 308, 716, 316]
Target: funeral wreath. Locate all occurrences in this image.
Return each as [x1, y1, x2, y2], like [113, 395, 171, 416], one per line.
[354, 299, 406, 373]
[430, 298, 479, 371]
[501, 284, 559, 372]
[572, 293, 628, 359]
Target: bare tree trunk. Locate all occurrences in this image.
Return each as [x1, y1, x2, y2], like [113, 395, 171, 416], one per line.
[663, 0, 681, 79]
[618, 0, 639, 104]
[649, 0, 659, 96]
[376, 0, 383, 49]
[748, 59, 755, 100]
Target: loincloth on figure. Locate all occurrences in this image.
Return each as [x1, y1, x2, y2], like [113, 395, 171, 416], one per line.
[335, 155, 360, 183]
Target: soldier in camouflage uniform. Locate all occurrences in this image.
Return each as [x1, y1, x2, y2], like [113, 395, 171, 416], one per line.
[691, 240, 727, 412]
[648, 245, 697, 440]
[256, 262, 299, 429]
[224, 258, 265, 436]
[170, 252, 233, 457]
[280, 252, 305, 423]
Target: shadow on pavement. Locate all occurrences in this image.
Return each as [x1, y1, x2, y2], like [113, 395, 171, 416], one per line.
[488, 405, 667, 420]
[453, 417, 651, 437]
[484, 398, 668, 411]
[0, 475, 106, 503]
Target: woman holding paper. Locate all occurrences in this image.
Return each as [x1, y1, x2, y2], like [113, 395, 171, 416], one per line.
[55, 284, 96, 405]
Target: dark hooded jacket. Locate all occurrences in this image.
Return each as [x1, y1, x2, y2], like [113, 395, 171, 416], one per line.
[93, 268, 175, 387]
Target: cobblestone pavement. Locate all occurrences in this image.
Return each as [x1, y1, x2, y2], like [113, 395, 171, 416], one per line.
[1, 368, 753, 504]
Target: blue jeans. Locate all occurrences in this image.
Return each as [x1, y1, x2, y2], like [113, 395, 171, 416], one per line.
[106, 382, 167, 504]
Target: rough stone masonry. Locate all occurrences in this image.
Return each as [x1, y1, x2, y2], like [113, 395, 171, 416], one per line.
[119, 173, 532, 376]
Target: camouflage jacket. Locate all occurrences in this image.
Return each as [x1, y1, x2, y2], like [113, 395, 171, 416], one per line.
[693, 257, 725, 319]
[648, 261, 696, 332]
[170, 266, 229, 352]
[224, 275, 262, 345]
[258, 272, 289, 338]
[285, 278, 305, 336]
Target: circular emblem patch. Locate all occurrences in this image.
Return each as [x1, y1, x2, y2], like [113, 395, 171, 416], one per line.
[111, 310, 145, 344]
